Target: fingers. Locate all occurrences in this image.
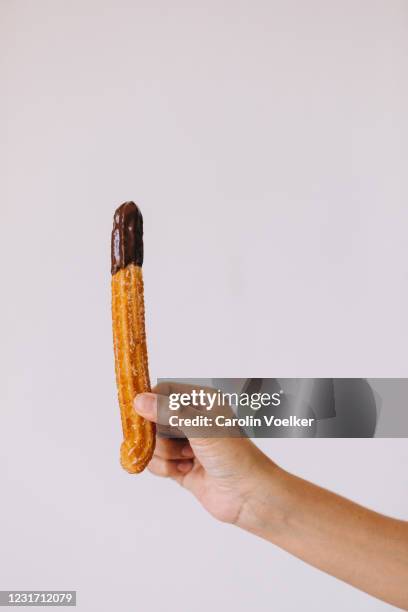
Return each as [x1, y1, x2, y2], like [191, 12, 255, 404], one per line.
[148, 435, 195, 481]
[154, 437, 194, 460]
[133, 393, 196, 474]
[133, 391, 199, 429]
[148, 455, 194, 479]
[133, 392, 159, 423]
[133, 392, 196, 424]
[133, 385, 195, 424]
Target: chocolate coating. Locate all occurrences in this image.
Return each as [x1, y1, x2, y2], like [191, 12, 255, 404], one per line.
[111, 202, 144, 274]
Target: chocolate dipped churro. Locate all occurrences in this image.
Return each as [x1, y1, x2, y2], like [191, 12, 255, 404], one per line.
[111, 202, 155, 474]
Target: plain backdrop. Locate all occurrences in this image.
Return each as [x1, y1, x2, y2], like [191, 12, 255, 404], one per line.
[1, 1, 408, 611]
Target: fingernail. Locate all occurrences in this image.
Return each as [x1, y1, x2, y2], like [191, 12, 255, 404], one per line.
[181, 444, 194, 458]
[134, 393, 155, 417]
[177, 461, 193, 473]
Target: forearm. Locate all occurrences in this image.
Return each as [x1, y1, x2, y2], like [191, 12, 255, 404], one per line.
[239, 463, 408, 609]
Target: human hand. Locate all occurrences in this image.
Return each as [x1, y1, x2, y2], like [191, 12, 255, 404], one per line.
[133, 382, 277, 526]
[134, 383, 408, 609]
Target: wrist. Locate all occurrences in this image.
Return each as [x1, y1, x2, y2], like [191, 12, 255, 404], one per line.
[236, 455, 293, 537]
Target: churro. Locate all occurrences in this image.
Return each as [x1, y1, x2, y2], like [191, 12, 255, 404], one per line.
[111, 202, 155, 473]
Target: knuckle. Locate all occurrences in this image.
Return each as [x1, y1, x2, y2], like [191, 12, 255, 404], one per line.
[161, 461, 173, 477]
[149, 457, 173, 477]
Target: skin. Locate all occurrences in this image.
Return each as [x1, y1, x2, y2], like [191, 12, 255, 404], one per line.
[134, 384, 408, 610]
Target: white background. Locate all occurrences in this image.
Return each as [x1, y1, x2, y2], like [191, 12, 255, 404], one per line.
[1, 1, 408, 610]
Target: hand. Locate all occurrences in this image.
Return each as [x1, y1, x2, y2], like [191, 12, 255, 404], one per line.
[133, 383, 276, 525]
[134, 382, 408, 609]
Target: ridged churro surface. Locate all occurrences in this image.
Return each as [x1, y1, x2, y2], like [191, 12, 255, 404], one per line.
[111, 262, 155, 474]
